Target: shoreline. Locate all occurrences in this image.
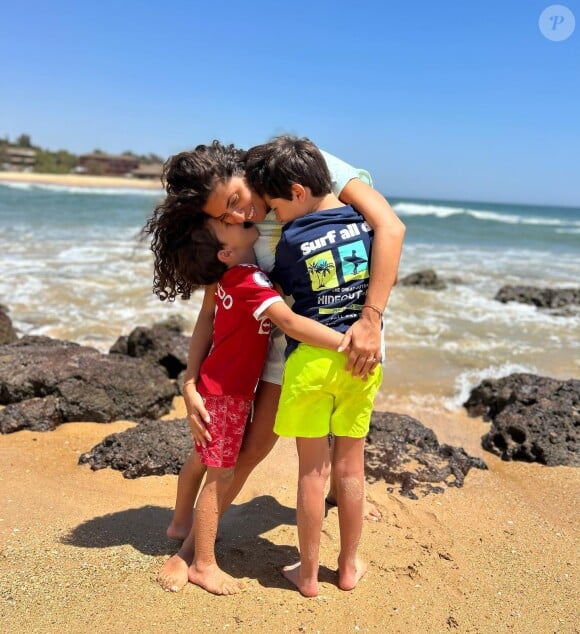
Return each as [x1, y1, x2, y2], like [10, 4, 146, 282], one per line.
[0, 170, 162, 190]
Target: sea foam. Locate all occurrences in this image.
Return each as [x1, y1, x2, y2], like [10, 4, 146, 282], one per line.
[444, 363, 538, 411]
[0, 181, 162, 196]
[393, 201, 580, 228]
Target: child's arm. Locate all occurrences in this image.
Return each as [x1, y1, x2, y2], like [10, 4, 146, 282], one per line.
[263, 300, 343, 352]
[182, 285, 216, 446]
[338, 178, 406, 375]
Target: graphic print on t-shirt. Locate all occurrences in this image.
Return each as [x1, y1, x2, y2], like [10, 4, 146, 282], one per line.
[305, 249, 338, 291]
[304, 240, 369, 292]
[272, 206, 375, 357]
[338, 241, 369, 281]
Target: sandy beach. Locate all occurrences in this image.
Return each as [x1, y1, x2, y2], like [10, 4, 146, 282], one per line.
[1, 170, 578, 632]
[0, 171, 161, 190]
[1, 395, 577, 634]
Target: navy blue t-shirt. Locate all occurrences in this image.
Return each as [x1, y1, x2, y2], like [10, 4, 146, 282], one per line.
[272, 205, 374, 357]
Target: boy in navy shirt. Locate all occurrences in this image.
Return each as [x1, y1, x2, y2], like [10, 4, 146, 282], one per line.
[246, 136, 383, 597]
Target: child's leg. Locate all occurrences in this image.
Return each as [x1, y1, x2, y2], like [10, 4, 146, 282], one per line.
[188, 466, 245, 595]
[218, 380, 280, 511]
[326, 437, 381, 521]
[282, 436, 331, 598]
[166, 451, 207, 540]
[332, 436, 367, 591]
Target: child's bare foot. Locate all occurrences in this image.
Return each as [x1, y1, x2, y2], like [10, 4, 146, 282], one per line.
[166, 515, 193, 541]
[337, 556, 367, 591]
[157, 551, 192, 592]
[325, 496, 381, 522]
[282, 561, 319, 598]
[188, 563, 245, 596]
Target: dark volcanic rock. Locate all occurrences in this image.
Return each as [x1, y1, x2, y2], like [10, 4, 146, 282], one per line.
[0, 305, 17, 345]
[79, 418, 193, 478]
[78, 410, 487, 497]
[0, 396, 62, 433]
[364, 411, 487, 499]
[464, 373, 579, 466]
[0, 336, 177, 433]
[109, 325, 189, 379]
[494, 285, 580, 309]
[399, 269, 447, 290]
[153, 314, 188, 333]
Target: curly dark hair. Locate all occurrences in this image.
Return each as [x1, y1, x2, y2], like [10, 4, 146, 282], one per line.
[143, 194, 226, 301]
[162, 140, 247, 207]
[142, 141, 247, 301]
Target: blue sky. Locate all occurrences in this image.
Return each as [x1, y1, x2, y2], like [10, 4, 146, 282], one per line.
[1, 1, 578, 206]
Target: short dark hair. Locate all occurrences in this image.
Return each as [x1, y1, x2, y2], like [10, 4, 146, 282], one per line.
[245, 135, 332, 200]
[163, 140, 246, 209]
[143, 194, 226, 301]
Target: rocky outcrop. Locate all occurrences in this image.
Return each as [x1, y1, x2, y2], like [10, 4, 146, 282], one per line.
[80, 411, 487, 496]
[0, 305, 17, 345]
[494, 285, 580, 310]
[399, 269, 448, 290]
[79, 418, 193, 478]
[464, 373, 579, 466]
[109, 325, 189, 379]
[364, 411, 487, 499]
[0, 336, 177, 433]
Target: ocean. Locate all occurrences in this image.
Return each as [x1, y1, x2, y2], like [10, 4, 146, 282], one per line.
[1, 181, 578, 410]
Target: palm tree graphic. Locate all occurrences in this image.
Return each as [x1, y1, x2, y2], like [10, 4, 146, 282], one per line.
[307, 258, 335, 288]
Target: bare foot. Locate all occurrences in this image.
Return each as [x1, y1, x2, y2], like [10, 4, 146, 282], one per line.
[337, 556, 367, 591]
[363, 499, 382, 521]
[157, 551, 192, 592]
[188, 563, 245, 596]
[282, 561, 319, 598]
[325, 496, 382, 522]
[166, 515, 193, 541]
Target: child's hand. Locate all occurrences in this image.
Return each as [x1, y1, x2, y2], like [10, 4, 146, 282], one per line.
[182, 381, 212, 447]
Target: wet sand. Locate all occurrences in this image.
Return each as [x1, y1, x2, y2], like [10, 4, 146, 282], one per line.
[0, 171, 161, 189]
[1, 397, 577, 633]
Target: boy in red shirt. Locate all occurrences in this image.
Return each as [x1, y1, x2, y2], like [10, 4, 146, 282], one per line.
[169, 215, 344, 595]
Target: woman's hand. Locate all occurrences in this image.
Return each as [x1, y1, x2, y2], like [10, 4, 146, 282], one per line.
[338, 312, 382, 377]
[182, 381, 212, 447]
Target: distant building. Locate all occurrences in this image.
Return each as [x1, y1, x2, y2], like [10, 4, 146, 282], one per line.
[78, 153, 140, 176]
[0, 146, 37, 171]
[131, 163, 164, 180]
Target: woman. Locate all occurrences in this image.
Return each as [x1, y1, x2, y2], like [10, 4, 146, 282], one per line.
[147, 140, 405, 592]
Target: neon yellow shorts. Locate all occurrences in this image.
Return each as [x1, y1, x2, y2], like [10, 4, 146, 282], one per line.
[274, 344, 382, 438]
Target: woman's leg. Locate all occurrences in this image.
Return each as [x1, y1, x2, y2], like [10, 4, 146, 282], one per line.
[332, 436, 367, 591]
[282, 436, 331, 598]
[219, 380, 281, 512]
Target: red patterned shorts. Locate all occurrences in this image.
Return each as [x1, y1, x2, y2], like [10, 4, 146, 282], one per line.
[195, 394, 252, 468]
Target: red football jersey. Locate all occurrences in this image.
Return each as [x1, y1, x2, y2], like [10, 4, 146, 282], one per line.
[197, 264, 282, 399]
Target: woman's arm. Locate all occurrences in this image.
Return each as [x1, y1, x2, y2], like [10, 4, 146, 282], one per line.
[182, 284, 216, 446]
[338, 178, 406, 376]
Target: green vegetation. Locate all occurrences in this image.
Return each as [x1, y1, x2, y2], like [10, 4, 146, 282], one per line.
[34, 149, 78, 174]
[0, 133, 164, 174]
